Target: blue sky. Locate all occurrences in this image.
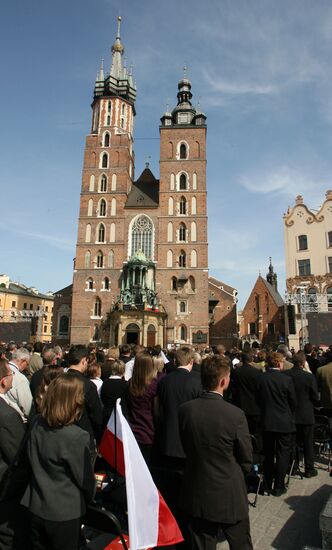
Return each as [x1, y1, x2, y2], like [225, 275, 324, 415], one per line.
[2, 0, 332, 307]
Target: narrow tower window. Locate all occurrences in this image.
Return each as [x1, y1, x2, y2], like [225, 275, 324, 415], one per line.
[94, 298, 102, 317]
[180, 143, 187, 159]
[96, 250, 104, 268]
[180, 196, 187, 215]
[179, 223, 186, 242]
[101, 153, 108, 168]
[100, 174, 107, 192]
[179, 174, 187, 190]
[179, 250, 186, 267]
[99, 199, 106, 217]
[97, 223, 105, 243]
[104, 133, 110, 147]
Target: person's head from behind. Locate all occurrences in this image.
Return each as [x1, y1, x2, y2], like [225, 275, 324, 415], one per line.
[42, 347, 57, 366]
[266, 352, 284, 370]
[292, 351, 306, 369]
[67, 345, 88, 372]
[152, 356, 164, 373]
[87, 362, 101, 380]
[34, 341, 44, 354]
[11, 348, 30, 371]
[276, 344, 289, 358]
[0, 358, 13, 394]
[35, 365, 64, 412]
[40, 374, 84, 428]
[241, 350, 254, 365]
[120, 344, 131, 357]
[201, 355, 230, 394]
[110, 360, 125, 377]
[176, 346, 194, 369]
[107, 346, 120, 361]
[304, 343, 312, 355]
[214, 344, 226, 356]
[130, 352, 155, 396]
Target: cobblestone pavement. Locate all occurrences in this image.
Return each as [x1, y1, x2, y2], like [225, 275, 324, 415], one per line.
[217, 459, 332, 550]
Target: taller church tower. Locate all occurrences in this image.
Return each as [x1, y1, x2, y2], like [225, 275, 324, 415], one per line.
[71, 17, 136, 344]
[70, 19, 209, 347]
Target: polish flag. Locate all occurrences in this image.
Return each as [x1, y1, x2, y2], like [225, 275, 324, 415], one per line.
[99, 400, 183, 550]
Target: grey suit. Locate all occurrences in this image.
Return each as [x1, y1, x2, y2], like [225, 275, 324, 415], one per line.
[26, 416, 95, 522]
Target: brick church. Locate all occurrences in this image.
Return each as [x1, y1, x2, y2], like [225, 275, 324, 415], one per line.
[66, 17, 237, 348]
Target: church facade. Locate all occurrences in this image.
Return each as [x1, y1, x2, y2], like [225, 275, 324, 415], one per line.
[70, 18, 225, 348]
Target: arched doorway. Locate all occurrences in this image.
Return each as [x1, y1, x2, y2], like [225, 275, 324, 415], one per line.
[125, 323, 140, 345]
[147, 324, 156, 347]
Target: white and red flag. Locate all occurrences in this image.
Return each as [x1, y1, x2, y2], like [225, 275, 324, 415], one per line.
[99, 400, 183, 550]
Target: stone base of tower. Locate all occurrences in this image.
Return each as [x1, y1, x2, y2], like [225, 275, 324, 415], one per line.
[109, 308, 167, 347]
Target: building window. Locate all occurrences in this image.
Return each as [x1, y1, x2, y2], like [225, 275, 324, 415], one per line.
[298, 235, 308, 250]
[103, 277, 110, 290]
[85, 250, 91, 268]
[180, 143, 187, 159]
[328, 257, 332, 273]
[30, 304, 33, 310]
[11, 301, 16, 308]
[308, 287, 318, 310]
[249, 322, 256, 335]
[179, 174, 187, 190]
[23, 303, 27, 309]
[179, 196, 187, 215]
[130, 215, 153, 259]
[171, 277, 177, 291]
[96, 251, 104, 268]
[179, 250, 186, 267]
[180, 325, 187, 341]
[298, 259, 311, 276]
[267, 323, 275, 335]
[101, 153, 108, 168]
[104, 133, 110, 147]
[327, 287, 332, 311]
[99, 199, 106, 217]
[97, 224, 105, 243]
[86, 278, 93, 290]
[100, 174, 107, 192]
[94, 298, 102, 317]
[179, 301, 187, 313]
[179, 223, 186, 242]
[328, 231, 332, 247]
[44, 325, 47, 333]
[59, 315, 69, 335]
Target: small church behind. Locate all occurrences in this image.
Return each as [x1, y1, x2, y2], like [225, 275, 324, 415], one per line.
[54, 18, 237, 349]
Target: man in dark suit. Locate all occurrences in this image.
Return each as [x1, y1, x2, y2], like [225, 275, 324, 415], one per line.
[0, 359, 30, 550]
[257, 352, 297, 496]
[285, 352, 319, 477]
[179, 355, 253, 550]
[231, 350, 262, 443]
[157, 346, 201, 469]
[66, 345, 103, 455]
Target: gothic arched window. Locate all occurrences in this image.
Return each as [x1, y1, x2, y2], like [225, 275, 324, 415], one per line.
[180, 143, 187, 159]
[59, 315, 69, 335]
[179, 250, 186, 267]
[86, 278, 93, 290]
[130, 215, 154, 259]
[99, 199, 106, 217]
[180, 325, 187, 341]
[104, 133, 110, 147]
[85, 250, 91, 268]
[100, 174, 107, 192]
[179, 223, 186, 242]
[97, 223, 105, 243]
[101, 153, 108, 168]
[179, 174, 187, 190]
[179, 196, 187, 215]
[96, 250, 104, 268]
[94, 298, 102, 317]
[103, 277, 110, 290]
[171, 277, 177, 291]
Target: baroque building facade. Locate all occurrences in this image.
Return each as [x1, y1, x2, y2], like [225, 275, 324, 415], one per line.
[284, 191, 332, 348]
[70, 18, 211, 347]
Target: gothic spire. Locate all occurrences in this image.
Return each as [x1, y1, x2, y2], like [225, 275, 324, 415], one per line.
[266, 257, 278, 290]
[110, 16, 125, 80]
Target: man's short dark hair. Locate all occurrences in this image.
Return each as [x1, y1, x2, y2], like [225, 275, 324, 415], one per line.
[120, 344, 131, 356]
[34, 341, 43, 354]
[176, 346, 194, 367]
[0, 358, 9, 380]
[67, 345, 88, 366]
[292, 352, 305, 369]
[241, 350, 253, 364]
[304, 343, 312, 355]
[201, 355, 230, 391]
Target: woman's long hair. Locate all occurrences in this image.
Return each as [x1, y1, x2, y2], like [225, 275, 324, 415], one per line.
[129, 352, 155, 397]
[35, 365, 64, 413]
[40, 373, 84, 427]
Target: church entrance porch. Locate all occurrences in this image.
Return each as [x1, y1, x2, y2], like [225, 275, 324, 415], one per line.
[125, 323, 140, 345]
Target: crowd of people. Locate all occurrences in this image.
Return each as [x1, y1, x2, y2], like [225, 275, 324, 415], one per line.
[0, 338, 331, 550]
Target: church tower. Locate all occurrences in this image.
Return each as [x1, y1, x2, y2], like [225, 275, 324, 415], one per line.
[71, 17, 136, 344]
[158, 73, 209, 345]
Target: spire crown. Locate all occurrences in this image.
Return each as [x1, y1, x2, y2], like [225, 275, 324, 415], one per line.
[266, 257, 278, 290]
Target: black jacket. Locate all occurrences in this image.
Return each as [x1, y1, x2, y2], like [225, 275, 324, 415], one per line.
[179, 392, 252, 523]
[285, 366, 319, 424]
[158, 368, 201, 458]
[231, 363, 262, 416]
[257, 369, 297, 433]
[67, 369, 103, 446]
